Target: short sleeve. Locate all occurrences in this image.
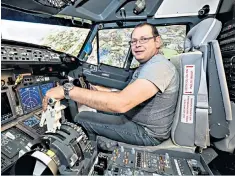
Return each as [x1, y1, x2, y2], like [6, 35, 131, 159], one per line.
[138, 61, 174, 93]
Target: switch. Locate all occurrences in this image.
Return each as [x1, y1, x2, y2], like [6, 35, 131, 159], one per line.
[125, 159, 128, 164]
[94, 164, 105, 175]
[126, 168, 132, 176]
[106, 170, 112, 176]
[190, 159, 198, 167]
[131, 148, 135, 154]
[165, 153, 169, 160]
[120, 146, 124, 152]
[98, 155, 108, 169]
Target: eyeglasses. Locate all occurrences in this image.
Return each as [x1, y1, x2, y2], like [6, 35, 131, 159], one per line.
[129, 36, 157, 46]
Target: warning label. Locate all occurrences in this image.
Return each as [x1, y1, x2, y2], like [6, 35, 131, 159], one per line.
[181, 95, 194, 124]
[183, 65, 195, 94]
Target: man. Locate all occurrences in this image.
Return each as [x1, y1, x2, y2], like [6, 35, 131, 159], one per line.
[43, 23, 179, 146]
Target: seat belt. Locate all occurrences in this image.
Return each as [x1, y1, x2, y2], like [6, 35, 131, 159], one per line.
[195, 57, 210, 148]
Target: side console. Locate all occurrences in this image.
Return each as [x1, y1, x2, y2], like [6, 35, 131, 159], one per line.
[219, 18, 235, 102]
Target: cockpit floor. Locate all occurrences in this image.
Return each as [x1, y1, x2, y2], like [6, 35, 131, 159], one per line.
[209, 149, 235, 175]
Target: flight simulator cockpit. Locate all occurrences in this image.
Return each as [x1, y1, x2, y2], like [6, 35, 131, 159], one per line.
[1, 0, 235, 175]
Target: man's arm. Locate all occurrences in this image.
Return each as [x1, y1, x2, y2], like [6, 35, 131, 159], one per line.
[90, 84, 114, 92]
[68, 79, 159, 113]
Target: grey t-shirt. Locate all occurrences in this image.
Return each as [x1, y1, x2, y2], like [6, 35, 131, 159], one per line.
[125, 54, 179, 140]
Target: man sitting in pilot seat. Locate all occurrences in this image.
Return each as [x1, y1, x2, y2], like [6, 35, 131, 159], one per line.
[43, 23, 179, 146]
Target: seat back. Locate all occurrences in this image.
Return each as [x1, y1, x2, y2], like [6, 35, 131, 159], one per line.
[169, 18, 229, 148]
[170, 52, 203, 147]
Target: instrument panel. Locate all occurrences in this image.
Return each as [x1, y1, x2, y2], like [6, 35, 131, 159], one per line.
[1, 127, 33, 158]
[1, 80, 56, 174]
[1, 127, 34, 173]
[1, 88, 17, 125]
[40, 82, 54, 97]
[19, 115, 47, 135]
[18, 86, 42, 114]
[22, 115, 41, 127]
[1, 91, 14, 122]
[1, 44, 61, 63]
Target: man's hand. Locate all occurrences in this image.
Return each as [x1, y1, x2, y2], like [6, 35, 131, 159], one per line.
[42, 86, 64, 111]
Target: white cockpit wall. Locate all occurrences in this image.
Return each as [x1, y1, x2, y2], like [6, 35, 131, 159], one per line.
[155, 0, 220, 18]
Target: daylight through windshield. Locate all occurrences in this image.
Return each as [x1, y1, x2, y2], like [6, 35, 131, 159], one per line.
[1, 20, 90, 57]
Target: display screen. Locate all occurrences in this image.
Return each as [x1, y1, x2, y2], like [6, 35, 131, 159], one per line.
[40, 82, 54, 97]
[18, 86, 42, 114]
[1, 92, 13, 119]
[23, 116, 40, 127]
[1, 127, 33, 159]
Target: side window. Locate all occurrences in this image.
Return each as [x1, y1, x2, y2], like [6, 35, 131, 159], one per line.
[99, 29, 133, 68]
[130, 25, 186, 68]
[86, 28, 133, 68]
[159, 25, 186, 57]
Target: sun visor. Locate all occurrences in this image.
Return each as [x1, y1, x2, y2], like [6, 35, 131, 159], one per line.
[154, 0, 220, 18]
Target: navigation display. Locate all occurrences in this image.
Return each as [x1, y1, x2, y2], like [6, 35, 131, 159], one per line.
[18, 86, 42, 114]
[23, 116, 40, 127]
[40, 82, 54, 97]
[1, 92, 13, 120]
[21, 116, 47, 135]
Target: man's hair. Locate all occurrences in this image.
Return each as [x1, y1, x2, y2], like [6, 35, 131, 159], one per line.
[131, 23, 159, 38]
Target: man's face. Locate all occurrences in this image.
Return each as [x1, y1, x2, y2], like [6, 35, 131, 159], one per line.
[131, 25, 161, 63]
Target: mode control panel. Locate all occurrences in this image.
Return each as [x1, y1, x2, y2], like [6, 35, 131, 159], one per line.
[1, 44, 61, 63]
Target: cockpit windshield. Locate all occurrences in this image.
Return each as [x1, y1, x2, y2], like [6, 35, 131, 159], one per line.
[1, 20, 90, 57]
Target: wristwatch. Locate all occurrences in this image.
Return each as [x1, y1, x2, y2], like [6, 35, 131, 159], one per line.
[63, 83, 74, 99]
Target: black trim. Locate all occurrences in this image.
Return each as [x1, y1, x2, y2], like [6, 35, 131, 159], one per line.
[1, 0, 59, 15]
[216, 0, 224, 15]
[92, 15, 215, 31]
[148, 0, 163, 16]
[124, 48, 134, 70]
[59, 0, 163, 23]
[97, 33, 100, 64]
[1, 7, 91, 28]
[77, 24, 98, 60]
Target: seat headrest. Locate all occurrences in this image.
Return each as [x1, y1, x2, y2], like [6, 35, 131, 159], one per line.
[184, 18, 222, 52]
